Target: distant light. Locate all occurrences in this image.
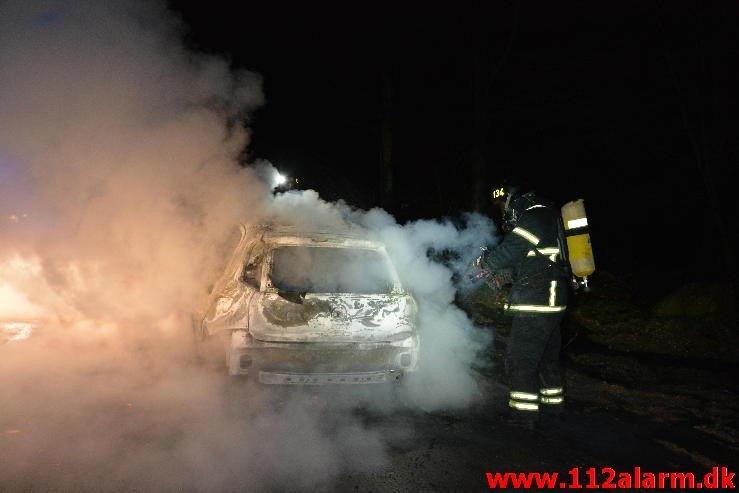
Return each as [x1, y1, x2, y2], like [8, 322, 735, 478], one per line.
[273, 172, 287, 187]
[7, 213, 28, 223]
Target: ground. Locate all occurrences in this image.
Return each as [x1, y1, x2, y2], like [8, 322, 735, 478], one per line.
[3, 272, 737, 491]
[330, 272, 739, 491]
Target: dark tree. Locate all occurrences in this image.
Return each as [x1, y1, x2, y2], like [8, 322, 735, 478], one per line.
[465, 0, 520, 211]
[654, 2, 738, 285]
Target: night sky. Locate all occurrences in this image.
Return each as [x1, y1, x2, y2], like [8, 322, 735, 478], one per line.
[170, 1, 738, 290]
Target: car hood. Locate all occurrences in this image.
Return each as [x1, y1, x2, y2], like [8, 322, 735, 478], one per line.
[249, 291, 417, 343]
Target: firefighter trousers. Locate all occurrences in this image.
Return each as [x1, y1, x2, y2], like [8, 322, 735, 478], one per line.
[506, 312, 565, 414]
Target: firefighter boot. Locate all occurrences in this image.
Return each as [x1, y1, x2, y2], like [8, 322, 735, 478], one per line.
[538, 386, 565, 422]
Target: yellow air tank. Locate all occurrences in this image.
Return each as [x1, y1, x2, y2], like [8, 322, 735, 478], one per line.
[561, 199, 595, 284]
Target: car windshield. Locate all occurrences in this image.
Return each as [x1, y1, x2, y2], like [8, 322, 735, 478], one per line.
[269, 246, 397, 294]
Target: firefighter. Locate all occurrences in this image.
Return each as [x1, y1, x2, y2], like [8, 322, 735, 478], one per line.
[474, 187, 569, 427]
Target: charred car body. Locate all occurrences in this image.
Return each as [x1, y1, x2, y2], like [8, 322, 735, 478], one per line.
[193, 224, 419, 384]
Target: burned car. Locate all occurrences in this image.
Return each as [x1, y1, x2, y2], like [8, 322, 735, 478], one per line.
[193, 224, 419, 384]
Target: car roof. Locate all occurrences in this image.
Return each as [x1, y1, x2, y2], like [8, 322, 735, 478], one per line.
[242, 223, 384, 250]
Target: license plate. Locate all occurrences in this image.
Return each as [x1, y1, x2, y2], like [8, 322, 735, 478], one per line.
[258, 370, 402, 385]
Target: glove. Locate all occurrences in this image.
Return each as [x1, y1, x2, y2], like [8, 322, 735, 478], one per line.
[469, 269, 503, 289]
[486, 272, 505, 290]
[479, 269, 513, 290]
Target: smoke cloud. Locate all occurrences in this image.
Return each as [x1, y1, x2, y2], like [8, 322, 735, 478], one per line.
[0, 1, 498, 491]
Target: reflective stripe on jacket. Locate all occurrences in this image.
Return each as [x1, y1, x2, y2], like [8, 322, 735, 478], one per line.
[482, 205, 569, 313]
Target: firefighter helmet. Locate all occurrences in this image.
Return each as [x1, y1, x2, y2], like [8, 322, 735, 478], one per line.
[502, 189, 549, 232]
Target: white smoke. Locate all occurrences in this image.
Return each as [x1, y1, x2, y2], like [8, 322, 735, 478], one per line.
[0, 1, 498, 491]
[0, 0, 267, 324]
[267, 190, 497, 408]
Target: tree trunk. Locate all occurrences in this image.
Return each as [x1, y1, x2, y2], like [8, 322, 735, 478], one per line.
[380, 70, 394, 209]
[654, 5, 736, 284]
[468, 0, 520, 211]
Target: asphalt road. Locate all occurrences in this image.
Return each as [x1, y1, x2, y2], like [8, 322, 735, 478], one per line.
[330, 377, 738, 492]
[2, 334, 737, 492]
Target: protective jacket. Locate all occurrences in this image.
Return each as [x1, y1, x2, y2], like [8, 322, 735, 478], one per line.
[482, 203, 569, 314]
